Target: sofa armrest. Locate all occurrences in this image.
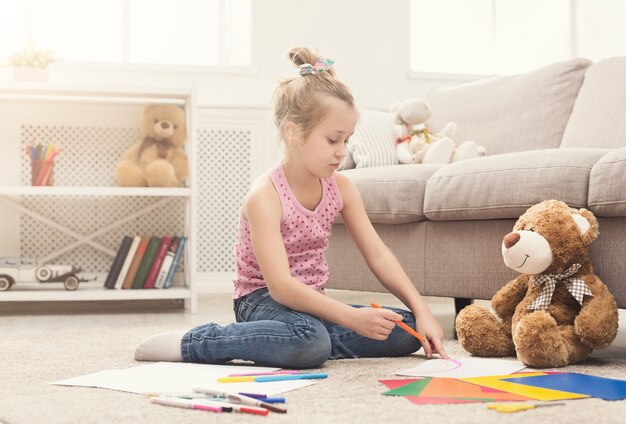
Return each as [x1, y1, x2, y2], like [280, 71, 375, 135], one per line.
[588, 147, 626, 217]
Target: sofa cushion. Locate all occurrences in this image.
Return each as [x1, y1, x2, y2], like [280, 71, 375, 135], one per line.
[339, 164, 443, 224]
[347, 109, 398, 168]
[422, 58, 591, 156]
[424, 148, 610, 221]
[561, 57, 626, 149]
[588, 148, 626, 217]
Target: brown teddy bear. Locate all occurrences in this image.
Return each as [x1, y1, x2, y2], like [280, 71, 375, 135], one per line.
[456, 200, 618, 368]
[115, 104, 188, 187]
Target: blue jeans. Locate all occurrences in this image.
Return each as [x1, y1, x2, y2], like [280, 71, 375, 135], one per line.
[181, 288, 422, 368]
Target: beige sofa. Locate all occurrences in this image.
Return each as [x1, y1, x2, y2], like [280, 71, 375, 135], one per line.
[326, 57, 626, 313]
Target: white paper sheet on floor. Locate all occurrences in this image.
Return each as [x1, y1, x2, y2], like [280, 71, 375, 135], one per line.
[51, 362, 315, 395]
[396, 357, 526, 379]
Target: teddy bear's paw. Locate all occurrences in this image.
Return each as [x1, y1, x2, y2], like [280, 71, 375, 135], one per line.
[422, 138, 454, 164]
[574, 300, 619, 349]
[455, 305, 515, 357]
[437, 122, 457, 139]
[514, 311, 570, 367]
[451, 141, 485, 162]
[173, 162, 189, 182]
[396, 142, 416, 164]
[559, 324, 594, 365]
[115, 160, 147, 187]
[146, 160, 179, 187]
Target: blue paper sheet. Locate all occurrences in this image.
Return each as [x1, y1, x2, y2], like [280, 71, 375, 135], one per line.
[503, 372, 626, 401]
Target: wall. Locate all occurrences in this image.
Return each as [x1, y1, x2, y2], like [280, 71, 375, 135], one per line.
[43, 1, 472, 173]
[46, 0, 465, 110]
[3, 1, 475, 292]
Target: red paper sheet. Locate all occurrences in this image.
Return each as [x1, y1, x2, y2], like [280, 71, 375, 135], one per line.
[421, 377, 530, 401]
[380, 376, 532, 405]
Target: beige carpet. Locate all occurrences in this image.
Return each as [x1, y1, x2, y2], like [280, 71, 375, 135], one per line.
[2, 325, 626, 424]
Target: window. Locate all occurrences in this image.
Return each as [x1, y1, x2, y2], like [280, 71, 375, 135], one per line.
[410, 0, 626, 75]
[0, 0, 251, 67]
[576, 0, 626, 62]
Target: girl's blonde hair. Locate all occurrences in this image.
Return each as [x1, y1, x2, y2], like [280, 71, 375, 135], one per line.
[272, 47, 355, 139]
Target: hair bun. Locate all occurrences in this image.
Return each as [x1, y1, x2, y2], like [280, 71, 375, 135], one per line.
[288, 47, 317, 68]
[288, 47, 335, 77]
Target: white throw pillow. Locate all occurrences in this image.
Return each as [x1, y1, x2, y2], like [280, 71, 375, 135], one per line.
[348, 109, 399, 168]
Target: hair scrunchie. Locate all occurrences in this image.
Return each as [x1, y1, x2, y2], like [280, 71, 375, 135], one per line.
[299, 57, 334, 75]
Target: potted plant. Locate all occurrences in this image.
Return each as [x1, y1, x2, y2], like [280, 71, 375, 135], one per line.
[2, 41, 59, 81]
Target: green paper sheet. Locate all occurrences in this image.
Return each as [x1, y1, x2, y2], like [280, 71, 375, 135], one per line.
[383, 378, 431, 396]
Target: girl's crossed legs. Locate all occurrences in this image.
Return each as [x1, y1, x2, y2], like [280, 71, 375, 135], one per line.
[136, 288, 422, 368]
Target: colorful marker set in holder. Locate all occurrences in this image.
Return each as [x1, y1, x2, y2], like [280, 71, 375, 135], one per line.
[27, 142, 61, 186]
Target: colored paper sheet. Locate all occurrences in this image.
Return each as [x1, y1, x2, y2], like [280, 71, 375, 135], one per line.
[378, 379, 422, 390]
[503, 373, 626, 401]
[461, 373, 589, 401]
[480, 386, 506, 393]
[404, 395, 488, 405]
[383, 378, 431, 396]
[396, 357, 526, 379]
[381, 379, 491, 404]
[381, 377, 531, 404]
[420, 377, 531, 402]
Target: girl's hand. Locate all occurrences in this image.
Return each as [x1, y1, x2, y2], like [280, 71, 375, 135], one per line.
[350, 307, 402, 340]
[415, 312, 449, 359]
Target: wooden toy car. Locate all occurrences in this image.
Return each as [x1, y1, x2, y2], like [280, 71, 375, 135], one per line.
[0, 257, 88, 291]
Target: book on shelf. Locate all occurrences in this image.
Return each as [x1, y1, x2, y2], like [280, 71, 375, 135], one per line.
[164, 236, 187, 289]
[122, 236, 150, 289]
[114, 235, 141, 289]
[103, 236, 133, 289]
[154, 236, 179, 289]
[143, 235, 173, 289]
[131, 236, 162, 289]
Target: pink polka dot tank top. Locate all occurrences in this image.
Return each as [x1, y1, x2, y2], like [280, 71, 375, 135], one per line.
[233, 163, 344, 299]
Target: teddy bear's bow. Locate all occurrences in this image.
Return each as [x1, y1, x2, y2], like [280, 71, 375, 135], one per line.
[140, 136, 172, 159]
[528, 263, 593, 310]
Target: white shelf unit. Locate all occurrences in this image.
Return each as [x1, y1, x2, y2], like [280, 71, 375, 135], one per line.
[0, 82, 198, 312]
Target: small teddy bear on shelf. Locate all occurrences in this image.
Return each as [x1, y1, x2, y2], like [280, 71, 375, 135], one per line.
[115, 104, 188, 187]
[390, 98, 486, 164]
[455, 200, 619, 368]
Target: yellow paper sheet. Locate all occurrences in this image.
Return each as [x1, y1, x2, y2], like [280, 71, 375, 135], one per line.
[460, 373, 589, 401]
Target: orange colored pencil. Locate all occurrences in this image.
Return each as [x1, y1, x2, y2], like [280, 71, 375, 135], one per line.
[370, 302, 428, 344]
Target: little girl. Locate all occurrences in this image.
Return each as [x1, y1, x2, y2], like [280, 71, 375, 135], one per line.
[135, 47, 448, 368]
